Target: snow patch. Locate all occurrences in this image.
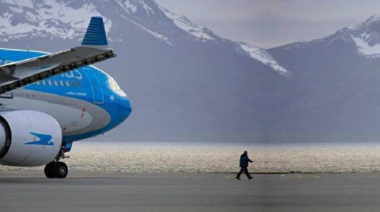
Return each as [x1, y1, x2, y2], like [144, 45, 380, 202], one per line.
[351, 34, 380, 58]
[239, 42, 289, 75]
[140, 0, 154, 14]
[160, 6, 214, 42]
[5, 0, 34, 9]
[120, 14, 173, 46]
[0, 0, 112, 41]
[116, 0, 137, 14]
[8, 4, 23, 13]
[13, 0, 34, 8]
[126, 0, 137, 13]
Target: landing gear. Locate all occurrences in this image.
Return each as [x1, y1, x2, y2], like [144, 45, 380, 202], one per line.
[44, 147, 69, 178]
[44, 161, 57, 178]
[44, 161, 68, 178]
[56, 162, 68, 178]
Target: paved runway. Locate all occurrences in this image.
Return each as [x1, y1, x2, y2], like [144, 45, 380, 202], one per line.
[1, 171, 380, 211]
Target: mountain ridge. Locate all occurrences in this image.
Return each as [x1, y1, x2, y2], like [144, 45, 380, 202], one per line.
[3, 0, 380, 143]
[0, 0, 285, 74]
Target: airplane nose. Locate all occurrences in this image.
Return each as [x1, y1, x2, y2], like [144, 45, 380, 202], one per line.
[118, 95, 132, 121]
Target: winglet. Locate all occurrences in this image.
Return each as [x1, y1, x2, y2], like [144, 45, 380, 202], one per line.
[81, 16, 108, 47]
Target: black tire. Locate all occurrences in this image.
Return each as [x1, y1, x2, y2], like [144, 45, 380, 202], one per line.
[55, 162, 68, 178]
[44, 162, 57, 178]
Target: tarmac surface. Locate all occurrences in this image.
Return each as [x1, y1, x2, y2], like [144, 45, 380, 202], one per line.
[1, 171, 380, 211]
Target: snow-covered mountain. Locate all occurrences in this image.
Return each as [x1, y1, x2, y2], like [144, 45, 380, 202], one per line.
[267, 15, 380, 143]
[1, 0, 286, 143]
[325, 15, 380, 59]
[238, 42, 288, 75]
[5, 0, 380, 144]
[278, 15, 380, 59]
[0, 0, 106, 41]
[0, 0, 284, 73]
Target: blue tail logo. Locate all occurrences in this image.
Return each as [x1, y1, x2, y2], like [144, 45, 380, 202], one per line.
[25, 132, 54, 146]
[81, 16, 108, 46]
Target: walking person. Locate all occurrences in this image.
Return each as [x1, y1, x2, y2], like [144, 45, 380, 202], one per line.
[236, 151, 253, 180]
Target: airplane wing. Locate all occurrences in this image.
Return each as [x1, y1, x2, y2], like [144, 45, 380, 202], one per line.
[0, 16, 116, 94]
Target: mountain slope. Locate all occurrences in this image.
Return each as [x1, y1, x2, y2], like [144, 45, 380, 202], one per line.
[9, 0, 380, 144]
[0, 0, 287, 143]
[268, 15, 380, 143]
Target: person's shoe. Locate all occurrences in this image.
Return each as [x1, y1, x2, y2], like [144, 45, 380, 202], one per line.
[249, 177, 253, 180]
[236, 176, 240, 180]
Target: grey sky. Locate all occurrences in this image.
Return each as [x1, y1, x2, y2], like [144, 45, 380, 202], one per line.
[155, 0, 380, 48]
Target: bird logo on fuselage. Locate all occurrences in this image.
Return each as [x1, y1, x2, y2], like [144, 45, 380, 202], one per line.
[25, 132, 54, 146]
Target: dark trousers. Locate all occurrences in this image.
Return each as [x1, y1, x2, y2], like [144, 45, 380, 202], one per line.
[237, 167, 252, 179]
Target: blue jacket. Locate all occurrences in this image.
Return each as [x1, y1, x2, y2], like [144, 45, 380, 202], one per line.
[239, 153, 253, 168]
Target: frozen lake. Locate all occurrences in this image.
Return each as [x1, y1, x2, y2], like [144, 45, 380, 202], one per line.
[2, 141, 380, 173]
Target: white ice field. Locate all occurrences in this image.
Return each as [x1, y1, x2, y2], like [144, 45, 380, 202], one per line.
[2, 141, 380, 173]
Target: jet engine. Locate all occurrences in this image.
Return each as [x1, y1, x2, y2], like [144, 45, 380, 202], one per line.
[0, 110, 62, 166]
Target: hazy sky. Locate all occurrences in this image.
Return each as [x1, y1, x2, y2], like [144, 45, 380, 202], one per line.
[155, 0, 380, 48]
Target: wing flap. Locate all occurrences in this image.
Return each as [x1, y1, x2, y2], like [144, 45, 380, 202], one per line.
[0, 16, 115, 94]
[0, 47, 115, 93]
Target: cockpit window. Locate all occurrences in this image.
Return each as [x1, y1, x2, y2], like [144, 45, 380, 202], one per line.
[108, 76, 126, 96]
[110, 77, 121, 91]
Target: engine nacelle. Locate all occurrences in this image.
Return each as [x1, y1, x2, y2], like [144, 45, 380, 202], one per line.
[0, 110, 62, 166]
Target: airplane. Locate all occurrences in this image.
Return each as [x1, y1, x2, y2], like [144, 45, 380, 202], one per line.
[0, 16, 132, 178]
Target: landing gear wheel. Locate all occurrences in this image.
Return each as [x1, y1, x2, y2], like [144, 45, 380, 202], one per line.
[44, 161, 68, 178]
[56, 162, 68, 178]
[44, 162, 57, 178]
